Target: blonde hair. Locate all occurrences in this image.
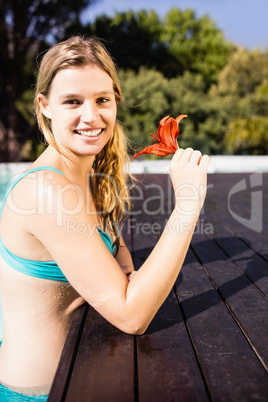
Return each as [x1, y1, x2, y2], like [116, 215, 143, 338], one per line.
[34, 36, 133, 253]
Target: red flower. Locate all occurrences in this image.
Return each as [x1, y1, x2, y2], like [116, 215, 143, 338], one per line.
[133, 115, 187, 159]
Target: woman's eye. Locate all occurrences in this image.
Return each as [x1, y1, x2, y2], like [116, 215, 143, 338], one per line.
[64, 100, 81, 105]
[97, 97, 109, 104]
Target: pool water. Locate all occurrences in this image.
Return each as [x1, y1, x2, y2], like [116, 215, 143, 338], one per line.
[0, 166, 24, 340]
[0, 168, 13, 205]
[0, 169, 12, 339]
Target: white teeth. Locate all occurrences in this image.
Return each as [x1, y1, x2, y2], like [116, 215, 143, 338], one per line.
[76, 129, 102, 137]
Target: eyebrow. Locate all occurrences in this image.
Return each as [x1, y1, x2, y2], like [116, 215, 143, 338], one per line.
[58, 90, 115, 100]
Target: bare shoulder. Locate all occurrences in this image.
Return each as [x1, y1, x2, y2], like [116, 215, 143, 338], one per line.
[1, 169, 73, 231]
[0, 168, 75, 258]
[17, 168, 90, 233]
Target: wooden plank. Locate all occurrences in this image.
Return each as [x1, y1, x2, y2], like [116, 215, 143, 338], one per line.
[64, 306, 135, 402]
[220, 173, 268, 236]
[205, 173, 268, 257]
[200, 211, 268, 297]
[48, 304, 88, 402]
[191, 232, 268, 368]
[176, 247, 268, 401]
[196, 176, 268, 371]
[130, 175, 164, 265]
[130, 180, 210, 402]
[137, 287, 210, 402]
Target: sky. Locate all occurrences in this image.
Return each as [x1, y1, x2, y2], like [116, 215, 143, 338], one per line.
[82, 0, 268, 50]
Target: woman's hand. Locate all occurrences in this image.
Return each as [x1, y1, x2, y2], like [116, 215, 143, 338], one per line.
[169, 148, 210, 217]
[121, 265, 136, 281]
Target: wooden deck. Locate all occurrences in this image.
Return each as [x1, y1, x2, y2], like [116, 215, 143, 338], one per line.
[48, 173, 268, 402]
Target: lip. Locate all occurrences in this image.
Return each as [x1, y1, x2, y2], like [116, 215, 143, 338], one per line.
[74, 128, 104, 142]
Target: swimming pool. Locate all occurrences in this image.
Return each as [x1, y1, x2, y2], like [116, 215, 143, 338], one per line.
[0, 164, 31, 340]
[0, 168, 12, 204]
[0, 166, 16, 339]
[0, 168, 12, 338]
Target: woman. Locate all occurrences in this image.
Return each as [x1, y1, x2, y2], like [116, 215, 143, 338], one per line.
[0, 36, 209, 400]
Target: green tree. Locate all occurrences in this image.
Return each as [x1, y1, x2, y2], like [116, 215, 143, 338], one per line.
[225, 116, 268, 155]
[65, 10, 175, 73]
[0, 0, 95, 162]
[67, 8, 233, 84]
[117, 69, 213, 156]
[216, 48, 268, 97]
[161, 8, 234, 84]
[117, 68, 170, 154]
[212, 48, 268, 154]
[166, 71, 218, 153]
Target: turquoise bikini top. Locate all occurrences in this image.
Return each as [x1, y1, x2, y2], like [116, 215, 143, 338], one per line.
[0, 167, 117, 282]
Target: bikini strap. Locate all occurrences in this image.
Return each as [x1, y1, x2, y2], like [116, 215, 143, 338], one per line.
[0, 166, 65, 219]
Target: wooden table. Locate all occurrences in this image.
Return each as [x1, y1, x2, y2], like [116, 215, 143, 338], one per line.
[48, 173, 268, 402]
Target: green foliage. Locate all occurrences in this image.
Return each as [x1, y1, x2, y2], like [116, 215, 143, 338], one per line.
[225, 116, 268, 155]
[117, 43, 268, 157]
[15, 89, 35, 127]
[69, 8, 233, 85]
[20, 140, 47, 161]
[117, 68, 170, 152]
[2, 3, 268, 160]
[118, 69, 213, 155]
[211, 48, 268, 154]
[65, 10, 170, 72]
[162, 8, 234, 84]
[216, 48, 268, 97]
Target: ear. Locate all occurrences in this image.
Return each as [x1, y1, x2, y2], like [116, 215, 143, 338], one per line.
[37, 94, 51, 119]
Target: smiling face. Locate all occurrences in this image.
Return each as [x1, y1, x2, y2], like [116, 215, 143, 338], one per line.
[37, 65, 117, 158]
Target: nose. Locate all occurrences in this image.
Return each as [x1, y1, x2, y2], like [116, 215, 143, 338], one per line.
[80, 102, 99, 123]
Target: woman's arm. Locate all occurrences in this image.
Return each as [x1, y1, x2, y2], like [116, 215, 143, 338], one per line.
[115, 236, 135, 280]
[123, 148, 209, 332]
[25, 148, 209, 334]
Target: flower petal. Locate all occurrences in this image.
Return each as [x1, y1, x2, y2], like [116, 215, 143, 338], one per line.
[133, 114, 187, 159]
[159, 115, 170, 126]
[160, 118, 180, 148]
[153, 116, 171, 143]
[176, 114, 188, 124]
[133, 143, 176, 159]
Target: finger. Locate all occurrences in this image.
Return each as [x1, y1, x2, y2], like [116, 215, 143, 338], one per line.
[121, 265, 132, 276]
[199, 154, 210, 169]
[189, 150, 202, 165]
[179, 147, 194, 163]
[172, 148, 184, 161]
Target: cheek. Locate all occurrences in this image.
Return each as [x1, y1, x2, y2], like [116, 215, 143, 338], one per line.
[54, 111, 79, 128]
[104, 108, 117, 125]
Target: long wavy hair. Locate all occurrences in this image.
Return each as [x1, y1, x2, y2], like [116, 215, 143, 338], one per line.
[34, 36, 133, 253]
